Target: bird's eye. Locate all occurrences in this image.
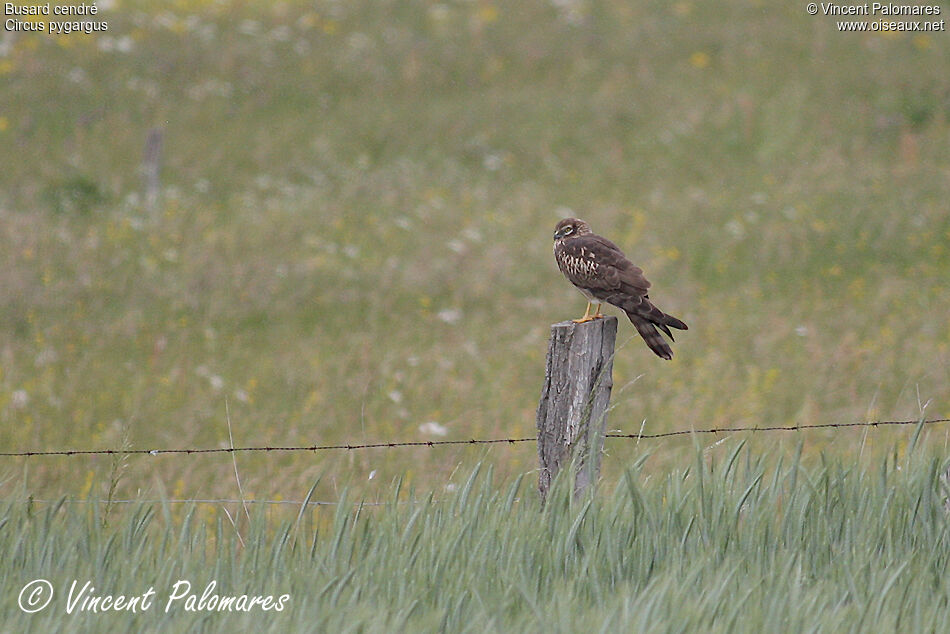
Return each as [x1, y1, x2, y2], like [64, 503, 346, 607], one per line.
[564, 226, 574, 235]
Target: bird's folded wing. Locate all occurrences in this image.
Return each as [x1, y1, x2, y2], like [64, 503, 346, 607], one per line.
[558, 236, 652, 295]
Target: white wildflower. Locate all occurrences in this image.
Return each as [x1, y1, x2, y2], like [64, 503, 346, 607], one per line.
[437, 308, 462, 325]
[11, 390, 29, 409]
[419, 421, 448, 436]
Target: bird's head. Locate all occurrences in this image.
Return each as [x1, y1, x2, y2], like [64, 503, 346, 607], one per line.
[553, 218, 592, 241]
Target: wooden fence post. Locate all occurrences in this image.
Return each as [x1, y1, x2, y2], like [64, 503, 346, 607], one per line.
[536, 316, 617, 502]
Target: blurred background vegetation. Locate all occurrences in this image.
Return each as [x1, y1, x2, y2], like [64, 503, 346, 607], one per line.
[1, 0, 948, 504]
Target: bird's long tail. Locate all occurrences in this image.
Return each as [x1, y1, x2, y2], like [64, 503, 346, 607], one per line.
[625, 304, 688, 361]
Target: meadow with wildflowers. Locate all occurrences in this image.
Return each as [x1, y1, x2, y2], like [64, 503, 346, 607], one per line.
[1, 0, 950, 628]
[2, 0, 947, 503]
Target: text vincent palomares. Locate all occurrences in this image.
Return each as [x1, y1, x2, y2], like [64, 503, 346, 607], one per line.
[817, 3, 941, 15]
[64, 579, 290, 614]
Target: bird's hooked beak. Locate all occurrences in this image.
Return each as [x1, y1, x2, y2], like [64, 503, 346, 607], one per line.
[553, 227, 569, 240]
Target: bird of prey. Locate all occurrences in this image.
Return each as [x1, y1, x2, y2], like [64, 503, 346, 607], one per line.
[553, 217, 687, 360]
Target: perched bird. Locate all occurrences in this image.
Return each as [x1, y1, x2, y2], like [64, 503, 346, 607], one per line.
[553, 217, 688, 360]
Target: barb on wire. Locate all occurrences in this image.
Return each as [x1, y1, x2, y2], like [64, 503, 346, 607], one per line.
[0, 418, 947, 458]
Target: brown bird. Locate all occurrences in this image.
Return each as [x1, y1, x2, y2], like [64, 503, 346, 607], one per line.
[553, 217, 688, 360]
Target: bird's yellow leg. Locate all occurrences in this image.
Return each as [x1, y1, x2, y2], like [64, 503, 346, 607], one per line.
[592, 303, 604, 319]
[572, 302, 594, 323]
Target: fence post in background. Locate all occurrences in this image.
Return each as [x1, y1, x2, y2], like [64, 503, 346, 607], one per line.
[143, 127, 164, 213]
[536, 316, 617, 502]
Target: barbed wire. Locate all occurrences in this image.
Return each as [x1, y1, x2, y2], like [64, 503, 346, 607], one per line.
[606, 417, 950, 440]
[0, 418, 947, 458]
[0, 437, 535, 457]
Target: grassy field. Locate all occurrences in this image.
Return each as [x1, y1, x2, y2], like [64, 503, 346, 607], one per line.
[1, 0, 950, 626]
[1, 0, 948, 504]
[4, 449, 950, 631]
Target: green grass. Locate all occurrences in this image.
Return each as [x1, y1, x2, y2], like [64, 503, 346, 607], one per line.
[0, 0, 949, 548]
[4, 449, 950, 631]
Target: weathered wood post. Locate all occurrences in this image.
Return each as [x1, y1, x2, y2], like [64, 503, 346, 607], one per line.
[536, 316, 617, 501]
